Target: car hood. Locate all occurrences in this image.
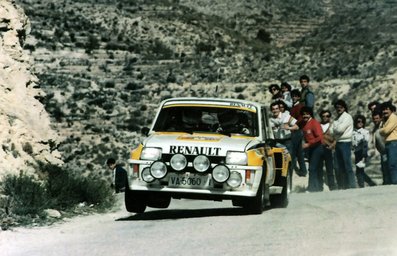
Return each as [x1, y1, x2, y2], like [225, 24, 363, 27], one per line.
[143, 133, 259, 156]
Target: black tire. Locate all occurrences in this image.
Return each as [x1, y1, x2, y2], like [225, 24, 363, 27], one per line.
[232, 198, 244, 207]
[270, 163, 291, 208]
[147, 194, 171, 209]
[244, 169, 269, 214]
[288, 161, 293, 191]
[124, 188, 147, 213]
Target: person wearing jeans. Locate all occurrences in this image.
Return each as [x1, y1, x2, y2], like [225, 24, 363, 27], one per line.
[318, 110, 337, 191]
[301, 106, 323, 192]
[330, 100, 356, 189]
[352, 115, 376, 187]
[379, 101, 397, 184]
[290, 89, 308, 177]
[371, 111, 390, 185]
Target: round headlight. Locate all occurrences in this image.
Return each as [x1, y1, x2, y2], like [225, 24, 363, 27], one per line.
[227, 171, 242, 188]
[150, 161, 167, 179]
[170, 154, 187, 171]
[142, 167, 155, 183]
[193, 155, 210, 172]
[212, 165, 230, 183]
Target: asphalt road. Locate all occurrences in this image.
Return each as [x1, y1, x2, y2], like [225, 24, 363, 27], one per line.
[2, 185, 397, 256]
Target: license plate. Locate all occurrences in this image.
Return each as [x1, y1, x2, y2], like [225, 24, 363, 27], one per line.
[168, 173, 211, 188]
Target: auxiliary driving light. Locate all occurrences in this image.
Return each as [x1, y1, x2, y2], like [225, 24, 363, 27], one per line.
[170, 154, 187, 171]
[142, 167, 155, 183]
[212, 165, 230, 183]
[227, 171, 242, 188]
[193, 155, 210, 172]
[150, 161, 167, 179]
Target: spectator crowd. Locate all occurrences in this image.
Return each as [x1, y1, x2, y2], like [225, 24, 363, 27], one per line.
[268, 75, 397, 192]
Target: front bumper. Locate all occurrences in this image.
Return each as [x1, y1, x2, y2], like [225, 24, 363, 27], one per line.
[127, 159, 280, 199]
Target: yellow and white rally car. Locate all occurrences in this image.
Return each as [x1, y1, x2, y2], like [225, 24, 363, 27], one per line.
[126, 97, 291, 214]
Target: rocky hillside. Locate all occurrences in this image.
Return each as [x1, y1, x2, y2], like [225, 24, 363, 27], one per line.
[0, 1, 62, 177]
[6, 0, 397, 177]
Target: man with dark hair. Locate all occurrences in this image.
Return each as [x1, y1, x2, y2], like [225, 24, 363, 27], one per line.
[299, 75, 314, 109]
[269, 102, 299, 153]
[318, 109, 337, 190]
[330, 99, 356, 189]
[268, 84, 283, 102]
[367, 101, 381, 113]
[106, 158, 127, 193]
[290, 89, 307, 177]
[371, 110, 389, 184]
[280, 82, 293, 108]
[300, 106, 323, 192]
[352, 114, 376, 187]
[379, 101, 397, 184]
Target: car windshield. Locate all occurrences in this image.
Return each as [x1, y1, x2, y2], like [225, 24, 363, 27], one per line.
[152, 106, 258, 136]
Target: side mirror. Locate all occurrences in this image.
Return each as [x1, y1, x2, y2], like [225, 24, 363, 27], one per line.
[141, 127, 150, 136]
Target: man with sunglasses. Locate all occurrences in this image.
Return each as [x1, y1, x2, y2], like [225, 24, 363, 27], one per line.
[268, 84, 283, 102]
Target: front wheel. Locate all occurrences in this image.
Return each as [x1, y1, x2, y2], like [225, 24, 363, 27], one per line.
[147, 194, 171, 209]
[270, 162, 291, 208]
[244, 170, 269, 214]
[125, 188, 147, 213]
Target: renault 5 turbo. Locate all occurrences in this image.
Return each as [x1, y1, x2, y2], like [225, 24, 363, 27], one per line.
[126, 97, 291, 214]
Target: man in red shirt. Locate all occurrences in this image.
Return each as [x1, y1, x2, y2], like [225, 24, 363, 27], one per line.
[301, 106, 323, 192]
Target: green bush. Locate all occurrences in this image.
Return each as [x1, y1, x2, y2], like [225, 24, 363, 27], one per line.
[1, 164, 114, 219]
[149, 39, 174, 59]
[125, 82, 142, 90]
[86, 35, 100, 54]
[44, 164, 113, 209]
[2, 172, 48, 216]
[195, 42, 215, 53]
[256, 29, 272, 43]
[22, 142, 34, 155]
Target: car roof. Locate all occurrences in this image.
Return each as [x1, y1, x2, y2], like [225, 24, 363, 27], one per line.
[161, 97, 264, 109]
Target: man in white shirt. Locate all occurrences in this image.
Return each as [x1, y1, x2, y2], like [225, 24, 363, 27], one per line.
[330, 100, 356, 189]
[269, 102, 299, 152]
[352, 115, 376, 187]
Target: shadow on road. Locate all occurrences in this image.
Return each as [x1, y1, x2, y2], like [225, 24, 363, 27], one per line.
[115, 207, 265, 221]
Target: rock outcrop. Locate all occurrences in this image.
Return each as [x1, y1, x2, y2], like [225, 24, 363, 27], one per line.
[0, 0, 62, 177]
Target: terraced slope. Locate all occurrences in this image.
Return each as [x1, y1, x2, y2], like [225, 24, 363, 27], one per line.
[15, 0, 397, 175]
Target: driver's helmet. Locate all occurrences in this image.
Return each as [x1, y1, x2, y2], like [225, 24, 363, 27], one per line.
[218, 110, 239, 129]
[182, 109, 200, 127]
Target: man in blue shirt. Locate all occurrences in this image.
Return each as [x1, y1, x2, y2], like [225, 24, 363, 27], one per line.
[299, 75, 315, 109]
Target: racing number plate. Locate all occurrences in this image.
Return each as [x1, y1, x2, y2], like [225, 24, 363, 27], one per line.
[168, 173, 211, 188]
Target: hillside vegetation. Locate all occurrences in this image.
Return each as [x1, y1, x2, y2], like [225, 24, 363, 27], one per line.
[13, 0, 397, 176]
